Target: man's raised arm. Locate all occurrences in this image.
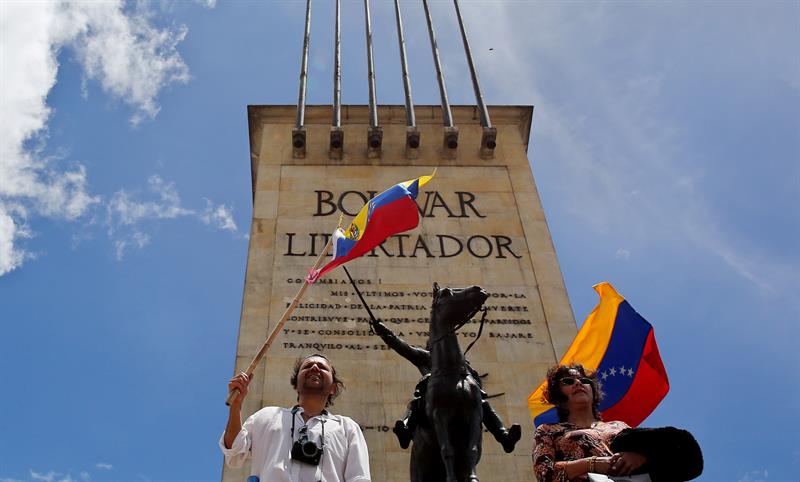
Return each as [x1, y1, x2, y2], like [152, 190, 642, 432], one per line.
[223, 372, 250, 449]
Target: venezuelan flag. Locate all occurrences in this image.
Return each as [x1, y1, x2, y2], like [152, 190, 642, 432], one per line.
[310, 170, 436, 280]
[528, 282, 669, 427]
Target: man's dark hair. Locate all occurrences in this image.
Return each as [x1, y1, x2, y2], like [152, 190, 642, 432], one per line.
[543, 363, 603, 422]
[290, 354, 345, 407]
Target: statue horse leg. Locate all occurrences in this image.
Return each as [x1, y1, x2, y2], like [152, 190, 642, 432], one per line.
[431, 410, 461, 482]
[431, 406, 482, 482]
[410, 425, 446, 482]
[464, 408, 483, 481]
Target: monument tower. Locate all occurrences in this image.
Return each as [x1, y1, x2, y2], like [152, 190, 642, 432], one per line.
[223, 2, 577, 481]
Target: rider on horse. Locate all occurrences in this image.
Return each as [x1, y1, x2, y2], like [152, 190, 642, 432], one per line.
[370, 315, 521, 453]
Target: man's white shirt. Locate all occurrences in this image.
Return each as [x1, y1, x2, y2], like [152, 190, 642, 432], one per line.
[220, 406, 371, 482]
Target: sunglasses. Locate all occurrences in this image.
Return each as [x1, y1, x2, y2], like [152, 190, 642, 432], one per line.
[559, 376, 593, 386]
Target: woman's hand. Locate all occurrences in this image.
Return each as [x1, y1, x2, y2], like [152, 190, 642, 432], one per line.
[592, 456, 618, 475]
[609, 451, 647, 476]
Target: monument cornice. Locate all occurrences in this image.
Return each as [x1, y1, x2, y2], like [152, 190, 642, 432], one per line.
[247, 104, 534, 201]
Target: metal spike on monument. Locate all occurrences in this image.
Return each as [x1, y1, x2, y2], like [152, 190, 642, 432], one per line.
[393, 0, 420, 158]
[330, 0, 343, 159]
[364, 0, 382, 157]
[453, 0, 497, 159]
[422, 0, 458, 158]
[292, 0, 312, 159]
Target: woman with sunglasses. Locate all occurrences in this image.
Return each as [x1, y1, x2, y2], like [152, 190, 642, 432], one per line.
[532, 364, 647, 481]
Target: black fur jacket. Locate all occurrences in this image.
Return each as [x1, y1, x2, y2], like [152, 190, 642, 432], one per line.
[610, 426, 703, 482]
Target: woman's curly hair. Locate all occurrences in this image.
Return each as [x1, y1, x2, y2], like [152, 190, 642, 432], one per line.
[290, 354, 345, 407]
[544, 363, 603, 422]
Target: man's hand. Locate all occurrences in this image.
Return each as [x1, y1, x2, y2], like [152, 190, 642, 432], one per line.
[609, 451, 647, 476]
[228, 372, 251, 409]
[223, 372, 251, 449]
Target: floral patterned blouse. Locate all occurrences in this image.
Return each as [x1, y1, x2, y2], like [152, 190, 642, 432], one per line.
[532, 420, 630, 482]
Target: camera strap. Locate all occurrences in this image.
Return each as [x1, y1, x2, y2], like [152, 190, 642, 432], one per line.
[290, 405, 328, 443]
[290, 406, 299, 440]
[313, 419, 325, 481]
[289, 406, 327, 481]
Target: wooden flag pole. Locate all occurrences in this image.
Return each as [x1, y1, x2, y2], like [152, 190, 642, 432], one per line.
[226, 235, 334, 406]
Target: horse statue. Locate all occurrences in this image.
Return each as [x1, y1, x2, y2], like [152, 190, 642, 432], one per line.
[362, 280, 519, 481]
[411, 282, 489, 482]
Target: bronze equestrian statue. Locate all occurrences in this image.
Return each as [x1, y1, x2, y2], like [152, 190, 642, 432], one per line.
[370, 283, 521, 482]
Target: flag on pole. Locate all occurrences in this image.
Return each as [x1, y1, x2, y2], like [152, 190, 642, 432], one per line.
[308, 170, 436, 281]
[528, 282, 669, 427]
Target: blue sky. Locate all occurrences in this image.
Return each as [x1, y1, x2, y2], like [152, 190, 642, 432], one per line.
[1, 1, 797, 481]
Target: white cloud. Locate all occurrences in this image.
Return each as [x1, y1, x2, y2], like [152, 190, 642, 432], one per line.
[67, 2, 190, 126]
[106, 175, 238, 259]
[30, 471, 56, 482]
[739, 469, 769, 482]
[201, 200, 238, 232]
[0, 204, 33, 275]
[615, 248, 631, 261]
[16, 464, 115, 482]
[30, 164, 100, 220]
[26, 469, 82, 482]
[0, 1, 190, 275]
[107, 175, 193, 228]
[114, 231, 151, 261]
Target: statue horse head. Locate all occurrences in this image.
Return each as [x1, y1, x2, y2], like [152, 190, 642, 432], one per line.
[429, 282, 488, 342]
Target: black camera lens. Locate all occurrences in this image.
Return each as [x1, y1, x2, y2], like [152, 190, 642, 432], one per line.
[291, 432, 323, 465]
[290, 418, 325, 466]
[302, 440, 319, 457]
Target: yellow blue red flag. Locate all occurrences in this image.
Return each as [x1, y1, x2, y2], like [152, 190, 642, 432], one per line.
[309, 170, 435, 281]
[528, 282, 669, 427]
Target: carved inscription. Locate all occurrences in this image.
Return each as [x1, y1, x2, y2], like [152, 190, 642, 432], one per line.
[278, 280, 537, 351]
[283, 191, 522, 260]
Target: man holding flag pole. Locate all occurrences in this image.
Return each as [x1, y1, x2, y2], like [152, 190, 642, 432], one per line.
[220, 170, 436, 481]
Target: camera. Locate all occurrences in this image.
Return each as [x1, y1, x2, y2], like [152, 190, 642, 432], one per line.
[291, 426, 323, 466]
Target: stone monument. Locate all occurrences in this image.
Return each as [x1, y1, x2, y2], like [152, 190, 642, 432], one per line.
[222, 104, 577, 481]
